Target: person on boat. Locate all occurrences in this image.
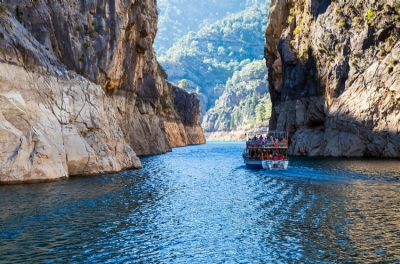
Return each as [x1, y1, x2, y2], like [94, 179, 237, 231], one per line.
[253, 135, 257, 140]
[264, 151, 270, 160]
[274, 138, 279, 147]
[279, 154, 284, 160]
[259, 134, 263, 141]
[283, 138, 288, 145]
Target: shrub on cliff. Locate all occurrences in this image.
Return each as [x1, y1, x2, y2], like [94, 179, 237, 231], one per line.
[157, 61, 168, 79]
[15, 5, 23, 25]
[365, 8, 375, 26]
[178, 79, 189, 90]
[159, 94, 172, 112]
[0, 4, 7, 14]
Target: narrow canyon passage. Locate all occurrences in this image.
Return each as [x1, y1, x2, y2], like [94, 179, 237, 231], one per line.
[1, 143, 400, 263]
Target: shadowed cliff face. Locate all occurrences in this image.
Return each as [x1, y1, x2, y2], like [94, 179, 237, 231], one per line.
[0, 0, 205, 183]
[265, 0, 400, 157]
[6, 0, 154, 94]
[172, 85, 206, 144]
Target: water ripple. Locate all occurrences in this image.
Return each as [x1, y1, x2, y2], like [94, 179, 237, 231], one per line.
[1, 142, 400, 263]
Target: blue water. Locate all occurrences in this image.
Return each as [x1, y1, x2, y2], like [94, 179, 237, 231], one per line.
[1, 142, 400, 263]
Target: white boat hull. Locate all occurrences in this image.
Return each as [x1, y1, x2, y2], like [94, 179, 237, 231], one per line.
[265, 160, 289, 170]
[244, 159, 288, 170]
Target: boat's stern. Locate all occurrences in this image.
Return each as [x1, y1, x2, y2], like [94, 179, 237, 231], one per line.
[244, 159, 288, 170]
[265, 160, 289, 170]
[262, 160, 268, 169]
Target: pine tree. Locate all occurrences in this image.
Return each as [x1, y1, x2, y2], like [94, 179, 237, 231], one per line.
[256, 104, 267, 123]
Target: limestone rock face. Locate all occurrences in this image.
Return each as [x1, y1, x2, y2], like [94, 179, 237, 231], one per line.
[265, 0, 400, 157]
[0, 15, 141, 183]
[0, 0, 204, 183]
[2, 0, 205, 155]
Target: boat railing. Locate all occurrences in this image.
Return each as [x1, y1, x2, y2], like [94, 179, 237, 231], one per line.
[245, 156, 289, 161]
[245, 130, 289, 148]
[246, 142, 288, 148]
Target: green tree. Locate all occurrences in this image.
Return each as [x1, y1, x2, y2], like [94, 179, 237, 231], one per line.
[178, 79, 189, 90]
[230, 116, 234, 129]
[256, 104, 267, 122]
[248, 93, 258, 117]
[232, 107, 240, 126]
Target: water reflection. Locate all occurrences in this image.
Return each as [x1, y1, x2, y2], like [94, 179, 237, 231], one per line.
[1, 142, 400, 263]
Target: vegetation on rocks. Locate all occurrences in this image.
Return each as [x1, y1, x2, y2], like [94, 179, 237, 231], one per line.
[156, 1, 272, 132]
[202, 60, 271, 132]
[0, 4, 7, 14]
[154, 0, 266, 56]
[365, 8, 375, 26]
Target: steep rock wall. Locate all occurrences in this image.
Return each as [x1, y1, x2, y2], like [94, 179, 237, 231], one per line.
[0, 0, 205, 183]
[0, 14, 141, 183]
[265, 0, 400, 157]
[171, 85, 206, 145]
[1, 0, 197, 155]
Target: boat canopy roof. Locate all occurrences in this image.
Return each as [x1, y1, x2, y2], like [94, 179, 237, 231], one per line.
[266, 130, 289, 139]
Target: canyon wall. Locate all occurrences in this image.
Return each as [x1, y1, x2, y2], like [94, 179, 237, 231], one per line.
[0, 0, 204, 184]
[171, 85, 206, 144]
[265, 0, 400, 157]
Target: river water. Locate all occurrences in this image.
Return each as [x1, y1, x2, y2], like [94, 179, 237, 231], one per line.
[1, 142, 400, 263]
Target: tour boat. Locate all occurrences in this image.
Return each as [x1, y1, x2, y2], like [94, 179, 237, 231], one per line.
[243, 130, 289, 170]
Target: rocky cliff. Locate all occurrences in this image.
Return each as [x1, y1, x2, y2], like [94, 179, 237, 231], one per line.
[171, 85, 206, 144]
[0, 0, 204, 184]
[265, 0, 400, 157]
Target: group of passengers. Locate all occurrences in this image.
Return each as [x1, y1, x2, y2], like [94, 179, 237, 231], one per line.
[244, 150, 286, 161]
[246, 134, 288, 147]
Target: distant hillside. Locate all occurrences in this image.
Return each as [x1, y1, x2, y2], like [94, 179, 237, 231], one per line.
[202, 60, 272, 132]
[158, 2, 270, 108]
[155, 0, 265, 56]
